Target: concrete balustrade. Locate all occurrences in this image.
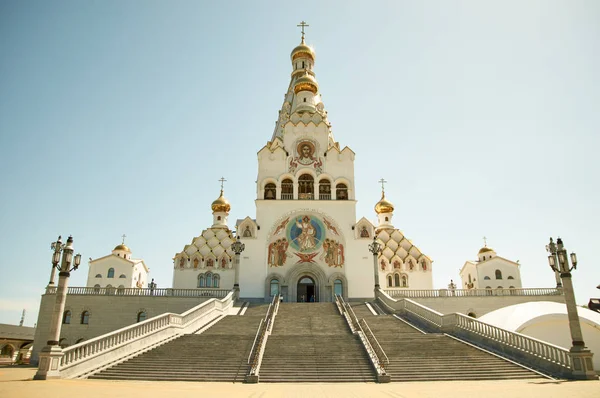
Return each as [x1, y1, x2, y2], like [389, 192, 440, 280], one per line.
[377, 289, 574, 379]
[384, 287, 562, 298]
[45, 286, 231, 298]
[56, 292, 234, 379]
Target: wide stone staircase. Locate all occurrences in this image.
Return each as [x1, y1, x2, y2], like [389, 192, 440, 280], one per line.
[89, 304, 267, 382]
[259, 302, 376, 382]
[349, 302, 544, 382]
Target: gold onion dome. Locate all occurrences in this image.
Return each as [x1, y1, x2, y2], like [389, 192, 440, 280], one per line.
[478, 247, 494, 254]
[375, 192, 395, 214]
[113, 244, 131, 252]
[211, 190, 231, 213]
[294, 72, 318, 94]
[291, 40, 315, 61]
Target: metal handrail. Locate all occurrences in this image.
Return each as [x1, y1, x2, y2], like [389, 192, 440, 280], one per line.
[360, 319, 389, 368]
[247, 294, 279, 374]
[247, 318, 264, 365]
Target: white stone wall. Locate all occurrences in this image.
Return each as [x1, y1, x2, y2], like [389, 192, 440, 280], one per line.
[31, 293, 211, 365]
[87, 256, 147, 288]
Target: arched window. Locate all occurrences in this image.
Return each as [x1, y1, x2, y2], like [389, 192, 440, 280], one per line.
[117, 285, 125, 294]
[213, 274, 220, 288]
[119, 274, 126, 278]
[137, 311, 147, 322]
[401, 275, 408, 288]
[58, 338, 68, 348]
[319, 179, 331, 200]
[107, 268, 115, 278]
[298, 174, 314, 199]
[336, 183, 348, 200]
[495, 269, 502, 279]
[264, 183, 276, 200]
[198, 275, 205, 288]
[394, 274, 400, 287]
[93, 284, 101, 293]
[484, 276, 490, 280]
[206, 273, 213, 287]
[95, 274, 102, 278]
[387, 275, 393, 287]
[75, 338, 85, 344]
[81, 311, 90, 325]
[270, 279, 279, 297]
[62, 310, 71, 324]
[507, 276, 514, 280]
[281, 179, 293, 200]
[334, 279, 343, 296]
[1, 345, 14, 357]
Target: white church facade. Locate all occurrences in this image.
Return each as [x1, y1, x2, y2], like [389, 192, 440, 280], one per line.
[170, 35, 432, 302]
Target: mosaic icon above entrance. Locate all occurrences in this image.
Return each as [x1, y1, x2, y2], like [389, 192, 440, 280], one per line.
[287, 215, 325, 253]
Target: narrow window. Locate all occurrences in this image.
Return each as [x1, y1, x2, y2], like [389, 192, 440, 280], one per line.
[198, 275, 205, 288]
[81, 311, 90, 325]
[213, 274, 220, 288]
[137, 311, 147, 322]
[336, 183, 348, 200]
[387, 275, 393, 287]
[206, 273, 213, 287]
[298, 174, 314, 200]
[319, 179, 331, 200]
[264, 183, 276, 200]
[62, 310, 71, 324]
[270, 279, 279, 296]
[334, 279, 343, 296]
[394, 274, 400, 287]
[495, 269, 502, 279]
[281, 179, 293, 200]
[401, 275, 408, 287]
[107, 268, 115, 278]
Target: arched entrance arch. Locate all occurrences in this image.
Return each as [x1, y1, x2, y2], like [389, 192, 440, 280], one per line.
[297, 276, 316, 302]
[284, 263, 329, 303]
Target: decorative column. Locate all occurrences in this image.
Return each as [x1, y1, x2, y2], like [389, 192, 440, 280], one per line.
[231, 236, 245, 300]
[546, 237, 597, 380]
[368, 236, 383, 295]
[35, 236, 81, 380]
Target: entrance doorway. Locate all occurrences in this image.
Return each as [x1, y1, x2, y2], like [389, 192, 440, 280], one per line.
[297, 276, 317, 302]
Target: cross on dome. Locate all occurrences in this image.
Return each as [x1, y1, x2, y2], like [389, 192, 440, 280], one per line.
[483, 236, 487, 247]
[121, 234, 127, 244]
[219, 177, 227, 193]
[297, 21, 309, 42]
[378, 178, 387, 194]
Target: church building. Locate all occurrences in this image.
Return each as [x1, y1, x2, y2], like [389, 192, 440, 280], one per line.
[171, 32, 433, 302]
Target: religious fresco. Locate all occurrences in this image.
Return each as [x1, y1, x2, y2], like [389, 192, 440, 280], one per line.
[268, 213, 345, 268]
[321, 238, 344, 268]
[289, 140, 323, 174]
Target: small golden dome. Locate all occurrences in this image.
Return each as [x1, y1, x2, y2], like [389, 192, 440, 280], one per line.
[113, 244, 131, 252]
[211, 191, 231, 213]
[291, 41, 315, 61]
[478, 247, 494, 254]
[375, 193, 395, 214]
[294, 72, 318, 94]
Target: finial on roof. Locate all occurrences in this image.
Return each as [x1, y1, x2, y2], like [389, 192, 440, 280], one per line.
[297, 21, 309, 43]
[122, 234, 127, 245]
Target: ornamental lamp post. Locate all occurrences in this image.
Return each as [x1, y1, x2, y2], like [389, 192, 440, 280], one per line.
[231, 236, 245, 300]
[368, 236, 383, 293]
[546, 237, 597, 380]
[35, 235, 81, 380]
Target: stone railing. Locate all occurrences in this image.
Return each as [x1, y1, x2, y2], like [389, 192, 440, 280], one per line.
[246, 294, 280, 383]
[58, 292, 234, 379]
[335, 295, 390, 382]
[45, 286, 231, 298]
[376, 289, 573, 378]
[383, 287, 562, 299]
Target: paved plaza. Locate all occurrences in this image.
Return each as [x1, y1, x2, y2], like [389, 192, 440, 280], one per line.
[0, 367, 598, 398]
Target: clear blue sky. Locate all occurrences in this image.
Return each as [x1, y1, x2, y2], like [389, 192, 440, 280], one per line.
[1, 1, 599, 326]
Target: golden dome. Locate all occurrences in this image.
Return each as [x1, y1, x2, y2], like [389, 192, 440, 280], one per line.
[478, 247, 494, 254]
[375, 192, 394, 214]
[291, 41, 315, 61]
[113, 244, 131, 252]
[294, 72, 318, 94]
[211, 190, 231, 213]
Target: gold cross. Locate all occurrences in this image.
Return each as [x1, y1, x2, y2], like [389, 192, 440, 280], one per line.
[297, 21, 309, 42]
[378, 178, 387, 193]
[219, 177, 227, 191]
[121, 234, 126, 244]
